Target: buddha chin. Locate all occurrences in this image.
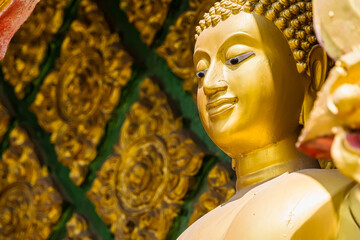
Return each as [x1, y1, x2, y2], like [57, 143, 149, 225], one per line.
[179, 1, 360, 239]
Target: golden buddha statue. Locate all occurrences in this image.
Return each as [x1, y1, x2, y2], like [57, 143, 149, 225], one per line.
[178, 0, 360, 239]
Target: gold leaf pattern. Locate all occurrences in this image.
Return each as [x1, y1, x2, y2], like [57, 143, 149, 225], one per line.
[120, 0, 172, 45]
[88, 78, 204, 240]
[65, 214, 97, 240]
[2, 0, 68, 99]
[0, 103, 10, 142]
[157, 0, 217, 98]
[0, 127, 63, 239]
[188, 163, 235, 226]
[31, 0, 133, 186]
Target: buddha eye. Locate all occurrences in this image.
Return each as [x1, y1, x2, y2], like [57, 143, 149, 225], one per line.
[196, 69, 208, 78]
[225, 51, 255, 65]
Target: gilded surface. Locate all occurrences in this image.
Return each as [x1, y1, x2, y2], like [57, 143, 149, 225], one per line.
[31, 0, 133, 185]
[188, 163, 235, 226]
[88, 79, 204, 240]
[65, 214, 97, 240]
[0, 127, 63, 239]
[2, 0, 68, 99]
[157, 0, 217, 98]
[120, 0, 172, 45]
[0, 0, 12, 13]
[0, 103, 10, 142]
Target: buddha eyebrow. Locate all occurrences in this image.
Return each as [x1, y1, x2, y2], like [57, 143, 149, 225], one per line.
[219, 32, 259, 50]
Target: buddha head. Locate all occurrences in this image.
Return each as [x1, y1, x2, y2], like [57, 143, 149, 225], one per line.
[194, 0, 329, 159]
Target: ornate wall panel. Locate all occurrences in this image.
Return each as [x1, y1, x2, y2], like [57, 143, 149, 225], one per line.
[65, 214, 97, 240]
[157, 0, 217, 98]
[0, 127, 63, 239]
[2, 0, 68, 99]
[0, 103, 10, 142]
[188, 163, 235, 225]
[31, 0, 133, 186]
[0, 0, 233, 238]
[88, 78, 205, 240]
[120, 0, 172, 45]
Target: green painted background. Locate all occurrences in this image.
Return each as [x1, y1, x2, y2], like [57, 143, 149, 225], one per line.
[0, 0, 233, 239]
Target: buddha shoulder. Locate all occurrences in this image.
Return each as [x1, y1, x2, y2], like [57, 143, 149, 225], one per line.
[178, 169, 354, 240]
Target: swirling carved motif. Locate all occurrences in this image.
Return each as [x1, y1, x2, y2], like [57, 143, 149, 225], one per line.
[0, 103, 10, 142]
[2, 0, 68, 99]
[0, 127, 63, 240]
[157, 0, 217, 99]
[0, 182, 33, 239]
[120, 0, 172, 45]
[57, 49, 104, 122]
[88, 79, 204, 240]
[31, 0, 133, 185]
[65, 214, 97, 240]
[188, 163, 236, 226]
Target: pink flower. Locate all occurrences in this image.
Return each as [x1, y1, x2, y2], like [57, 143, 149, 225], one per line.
[0, 0, 40, 60]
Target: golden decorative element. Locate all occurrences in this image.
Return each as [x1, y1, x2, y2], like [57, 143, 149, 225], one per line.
[0, 103, 10, 142]
[2, 0, 68, 99]
[0, 0, 12, 12]
[88, 78, 204, 240]
[31, 0, 133, 186]
[0, 127, 63, 239]
[318, 159, 335, 169]
[120, 0, 172, 45]
[65, 214, 97, 240]
[157, 0, 217, 98]
[188, 163, 235, 226]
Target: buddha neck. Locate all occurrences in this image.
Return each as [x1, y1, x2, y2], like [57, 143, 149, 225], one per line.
[234, 136, 319, 191]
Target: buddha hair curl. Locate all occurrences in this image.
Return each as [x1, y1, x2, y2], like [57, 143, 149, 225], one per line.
[195, 0, 317, 73]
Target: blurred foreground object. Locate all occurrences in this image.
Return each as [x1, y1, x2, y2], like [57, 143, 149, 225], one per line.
[313, 0, 360, 60]
[0, 0, 39, 60]
[298, 0, 360, 184]
[298, 1, 360, 238]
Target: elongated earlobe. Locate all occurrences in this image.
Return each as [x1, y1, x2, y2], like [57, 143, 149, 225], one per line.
[300, 45, 330, 125]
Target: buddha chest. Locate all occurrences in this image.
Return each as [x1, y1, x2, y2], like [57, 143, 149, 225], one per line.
[179, 169, 354, 240]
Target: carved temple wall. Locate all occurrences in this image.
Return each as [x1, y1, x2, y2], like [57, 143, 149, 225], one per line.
[0, 0, 236, 239]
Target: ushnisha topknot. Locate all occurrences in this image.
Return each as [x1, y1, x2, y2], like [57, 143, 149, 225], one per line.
[195, 0, 317, 73]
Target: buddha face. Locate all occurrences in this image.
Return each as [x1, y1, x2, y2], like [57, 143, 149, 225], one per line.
[194, 12, 308, 158]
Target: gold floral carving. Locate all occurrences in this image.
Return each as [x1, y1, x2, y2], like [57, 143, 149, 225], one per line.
[188, 163, 235, 226]
[157, 0, 217, 98]
[65, 214, 97, 240]
[2, 0, 68, 99]
[31, 0, 133, 186]
[120, 0, 172, 45]
[0, 103, 10, 142]
[88, 79, 204, 240]
[0, 127, 63, 239]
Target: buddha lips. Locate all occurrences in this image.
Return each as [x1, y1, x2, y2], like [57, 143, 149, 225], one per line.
[0, 0, 40, 60]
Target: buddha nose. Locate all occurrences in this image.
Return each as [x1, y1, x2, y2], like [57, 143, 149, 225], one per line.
[203, 67, 228, 98]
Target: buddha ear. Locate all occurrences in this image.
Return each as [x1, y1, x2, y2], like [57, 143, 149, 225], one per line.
[300, 45, 329, 125]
